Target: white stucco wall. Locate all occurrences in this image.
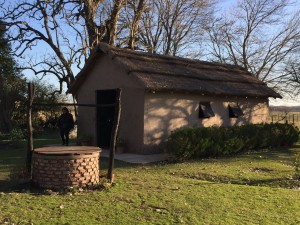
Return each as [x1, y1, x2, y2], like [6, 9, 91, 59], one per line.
[75, 55, 271, 154]
[143, 92, 270, 148]
[76, 55, 145, 152]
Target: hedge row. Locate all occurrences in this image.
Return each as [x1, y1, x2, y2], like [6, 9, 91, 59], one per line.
[166, 123, 299, 160]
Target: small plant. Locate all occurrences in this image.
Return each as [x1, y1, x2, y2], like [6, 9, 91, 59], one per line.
[9, 128, 25, 141]
[9, 128, 25, 147]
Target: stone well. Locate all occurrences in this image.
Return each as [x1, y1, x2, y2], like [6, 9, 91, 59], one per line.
[32, 146, 101, 190]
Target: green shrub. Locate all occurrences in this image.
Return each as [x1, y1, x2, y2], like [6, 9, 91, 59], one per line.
[166, 123, 299, 161]
[9, 128, 25, 141]
[9, 128, 26, 147]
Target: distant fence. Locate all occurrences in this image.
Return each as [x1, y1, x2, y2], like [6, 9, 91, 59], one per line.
[268, 113, 299, 125]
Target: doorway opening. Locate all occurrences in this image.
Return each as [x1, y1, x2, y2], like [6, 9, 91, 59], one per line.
[96, 89, 116, 148]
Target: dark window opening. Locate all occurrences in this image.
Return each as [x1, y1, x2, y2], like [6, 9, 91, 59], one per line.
[199, 102, 215, 118]
[228, 104, 243, 118]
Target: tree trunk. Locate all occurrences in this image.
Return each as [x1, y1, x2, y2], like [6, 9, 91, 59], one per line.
[81, 0, 104, 48]
[128, 0, 147, 49]
[72, 94, 78, 119]
[26, 83, 35, 173]
[109, 0, 124, 46]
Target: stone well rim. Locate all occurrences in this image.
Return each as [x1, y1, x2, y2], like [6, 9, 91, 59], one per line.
[33, 146, 101, 159]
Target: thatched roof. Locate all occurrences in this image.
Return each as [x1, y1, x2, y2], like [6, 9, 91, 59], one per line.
[69, 43, 281, 98]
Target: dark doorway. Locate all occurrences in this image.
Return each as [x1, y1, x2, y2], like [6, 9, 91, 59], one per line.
[96, 90, 116, 148]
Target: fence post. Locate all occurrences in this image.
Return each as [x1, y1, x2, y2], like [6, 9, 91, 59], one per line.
[293, 114, 295, 125]
[107, 88, 122, 183]
[26, 83, 35, 174]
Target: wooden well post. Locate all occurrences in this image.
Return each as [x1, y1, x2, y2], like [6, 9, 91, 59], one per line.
[26, 82, 35, 173]
[26, 85, 121, 183]
[107, 88, 122, 183]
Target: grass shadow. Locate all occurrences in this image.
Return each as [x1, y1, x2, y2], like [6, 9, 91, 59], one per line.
[177, 171, 300, 189]
[0, 157, 137, 194]
[0, 180, 28, 192]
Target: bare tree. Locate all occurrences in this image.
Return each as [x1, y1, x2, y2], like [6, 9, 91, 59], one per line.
[115, 0, 148, 48]
[139, 0, 215, 56]
[108, 0, 125, 45]
[0, 0, 125, 96]
[72, 0, 104, 48]
[67, 0, 125, 46]
[207, 0, 300, 89]
[0, 0, 80, 93]
[127, 0, 147, 49]
[0, 0, 216, 99]
[277, 58, 300, 95]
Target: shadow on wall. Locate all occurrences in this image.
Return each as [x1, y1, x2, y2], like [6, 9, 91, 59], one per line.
[144, 96, 269, 147]
[233, 100, 268, 126]
[144, 98, 198, 146]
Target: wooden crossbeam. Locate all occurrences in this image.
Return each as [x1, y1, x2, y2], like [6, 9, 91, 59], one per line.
[32, 103, 115, 107]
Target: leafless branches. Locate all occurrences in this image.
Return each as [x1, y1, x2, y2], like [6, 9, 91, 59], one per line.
[0, 0, 216, 95]
[207, 0, 300, 92]
[0, 0, 82, 93]
[139, 0, 215, 56]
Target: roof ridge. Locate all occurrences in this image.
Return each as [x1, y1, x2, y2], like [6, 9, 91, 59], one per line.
[97, 43, 248, 73]
[113, 53, 250, 74]
[130, 70, 264, 85]
[68, 42, 281, 99]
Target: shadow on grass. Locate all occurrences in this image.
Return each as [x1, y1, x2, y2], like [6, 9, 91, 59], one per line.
[0, 157, 137, 194]
[0, 179, 73, 195]
[176, 172, 300, 189]
[256, 147, 298, 160]
[0, 179, 33, 193]
[185, 146, 299, 165]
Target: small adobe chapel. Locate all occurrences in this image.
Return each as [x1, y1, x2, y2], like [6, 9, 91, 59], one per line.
[68, 43, 281, 154]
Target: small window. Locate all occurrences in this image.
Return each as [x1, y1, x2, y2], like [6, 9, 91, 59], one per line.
[228, 104, 243, 118]
[199, 102, 215, 118]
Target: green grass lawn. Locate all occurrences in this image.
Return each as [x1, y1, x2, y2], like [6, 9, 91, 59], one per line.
[0, 130, 299, 225]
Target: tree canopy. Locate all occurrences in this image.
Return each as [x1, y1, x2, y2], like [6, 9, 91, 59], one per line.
[0, 23, 68, 133]
[0, 24, 26, 133]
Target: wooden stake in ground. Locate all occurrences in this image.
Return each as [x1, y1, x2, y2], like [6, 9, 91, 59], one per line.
[107, 88, 122, 183]
[26, 83, 35, 173]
